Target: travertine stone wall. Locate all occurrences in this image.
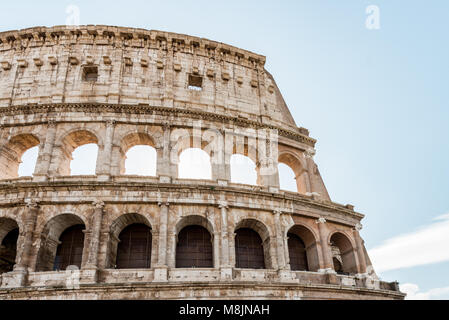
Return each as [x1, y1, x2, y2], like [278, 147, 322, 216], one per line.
[0, 26, 403, 300]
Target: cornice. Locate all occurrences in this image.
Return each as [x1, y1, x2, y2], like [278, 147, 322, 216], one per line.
[0, 25, 266, 69]
[0, 103, 317, 147]
[0, 179, 363, 221]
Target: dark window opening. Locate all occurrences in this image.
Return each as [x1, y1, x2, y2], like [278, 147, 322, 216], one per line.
[82, 66, 98, 82]
[176, 225, 213, 268]
[0, 228, 19, 274]
[235, 228, 265, 269]
[116, 224, 152, 269]
[288, 233, 309, 271]
[54, 225, 85, 271]
[188, 74, 203, 91]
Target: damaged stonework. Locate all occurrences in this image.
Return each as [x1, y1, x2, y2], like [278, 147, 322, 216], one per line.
[0, 25, 404, 300]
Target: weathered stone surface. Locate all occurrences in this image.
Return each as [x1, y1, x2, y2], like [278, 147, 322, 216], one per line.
[0, 25, 404, 300]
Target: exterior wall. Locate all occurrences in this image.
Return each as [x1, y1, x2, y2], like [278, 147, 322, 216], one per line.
[0, 26, 404, 300]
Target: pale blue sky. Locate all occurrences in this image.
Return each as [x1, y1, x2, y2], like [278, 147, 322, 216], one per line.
[2, 0, 449, 299]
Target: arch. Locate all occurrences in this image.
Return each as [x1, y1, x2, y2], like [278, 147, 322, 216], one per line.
[329, 232, 358, 275]
[278, 163, 297, 192]
[36, 214, 86, 271]
[0, 218, 19, 273]
[278, 152, 309, 194]
[53, 224, 85, 271]
[175, 215, 214, 268]
[116, 224, 152, 269]
[0, 134, 40, 179]
[287, 224, 320, 271]
[178, 148, 212, 180]
[55, 130, 100, 176]
[108, 213, 152, 268]
[230, 154, 258, 185]
[175, 215, 214, 236]
[234, 218, 271, 269]
[119, 132, 157, 176]
[176, 225, 213, 268]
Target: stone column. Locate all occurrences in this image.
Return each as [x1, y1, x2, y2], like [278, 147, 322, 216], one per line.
[154, 202, 169, 282]
[213, 232, 220, 269]
[257, 130, 280, 193]
[218, 203, 232, 280]
[353, 223, 367, 274]
[33, 120, 57, 181]
[15, 200, 39, 272]
[316, 218, 333, 272]
[219, 203, 230, 266]
[156, 123, 173, 183]
[1, 200, 40, 288]
[316, 217, 338, 285]
[82, 201, 104, 283]
[273, 210, 286, 270]
[97, 120, 115, 180]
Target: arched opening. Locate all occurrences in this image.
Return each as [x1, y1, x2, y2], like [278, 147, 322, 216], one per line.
[176, 225, 213, 268]
[230, 154, 258, 185]
[287, 225, 320, 271]
[235, 228, 265, 269]
[287, 233, 308, 271]
[124, 146, 157, 176]
[108, 213, 153, 269]
[70, 144, 98, 175]
[56, 130, 99, 176]
[36, 214, 86, 272]
[178, 148, 212, 180]
[278, 153, 308, 194]
[0, 134, 40, 180]
[330, 232, 358, 275]
[53, 225, 85, 271]
[278, 163, 297, 192]
[120, 132, 157, 176]
[0, 218, 19, 274]
[116, 224, 152, 269]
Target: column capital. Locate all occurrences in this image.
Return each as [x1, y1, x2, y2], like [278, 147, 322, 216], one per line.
[273, 209, 283, 216]
[158, 201, 170, 207]
[106, 119, 116, 127]
[92, 200, 105, 209]
[354, 223, 363, 231]
[47, 119, 57, 127]
[218, 201, 228, 209]
[304, 147, 316, 159]
[25, 199, 40, 209]
[316, 217, 327, 224]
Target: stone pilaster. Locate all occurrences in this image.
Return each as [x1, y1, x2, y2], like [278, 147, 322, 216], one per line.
[316, 217, 334, 272]
[353, 223, 367, 274]
[273, 210, 287, 270]
[156, 123, 173, 183]
[2, 200, 40, 288]
[33, 120, 56, 181]
[82, 200, 105, 283]
[97, 120, 115, 180]
[154, 202, 169, 282]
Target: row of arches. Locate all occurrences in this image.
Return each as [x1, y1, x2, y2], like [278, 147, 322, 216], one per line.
[0, 214, 358, 275]
[1, 130, 307, 193]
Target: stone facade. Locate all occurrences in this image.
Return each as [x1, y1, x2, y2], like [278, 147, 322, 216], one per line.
[0, 26, 404, 300]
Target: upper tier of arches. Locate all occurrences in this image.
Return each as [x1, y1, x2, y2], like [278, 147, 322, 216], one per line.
[0, 123, 330, 200]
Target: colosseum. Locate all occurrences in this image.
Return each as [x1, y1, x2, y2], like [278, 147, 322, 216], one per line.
[0, 25, 404, 300]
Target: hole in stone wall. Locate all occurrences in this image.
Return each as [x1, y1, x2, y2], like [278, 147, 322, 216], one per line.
[82, 66, 98, 82]
[188, 74, 203, 91]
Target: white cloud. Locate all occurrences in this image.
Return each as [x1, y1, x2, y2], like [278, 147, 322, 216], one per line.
[369, 213, 449, 272]
[401, 283, 449, 300]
